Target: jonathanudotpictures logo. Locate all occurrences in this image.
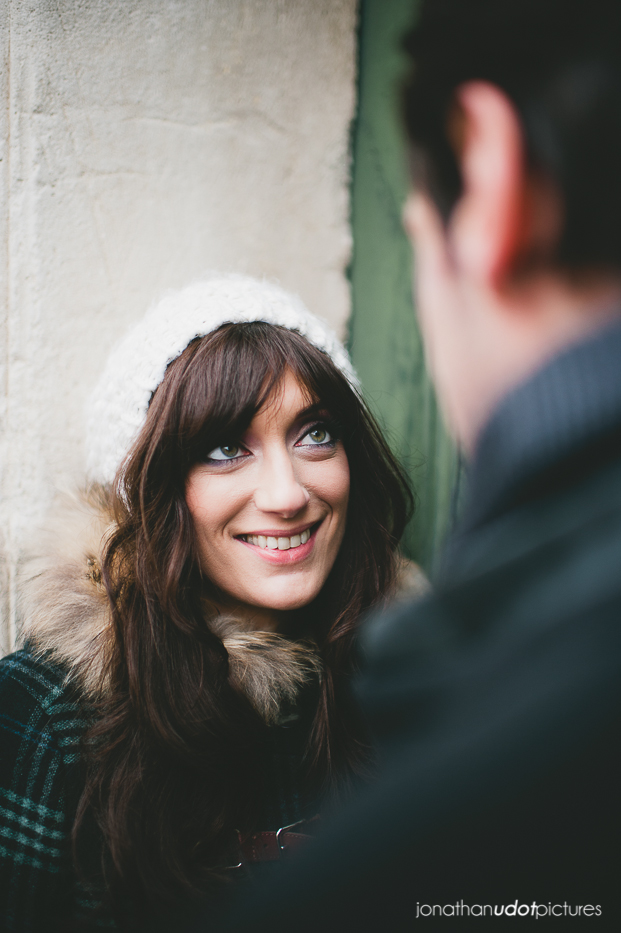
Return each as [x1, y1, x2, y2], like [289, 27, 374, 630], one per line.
[415, 901, 602, 919]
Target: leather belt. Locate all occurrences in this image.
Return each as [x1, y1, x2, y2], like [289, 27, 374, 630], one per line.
[237, 816, 320, 864]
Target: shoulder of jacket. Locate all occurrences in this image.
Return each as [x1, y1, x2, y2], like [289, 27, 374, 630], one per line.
[0, 647, 88, 759]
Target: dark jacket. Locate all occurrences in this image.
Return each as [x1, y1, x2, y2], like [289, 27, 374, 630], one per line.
[0, 644, 324, 933]
[213, 321, 621, 931]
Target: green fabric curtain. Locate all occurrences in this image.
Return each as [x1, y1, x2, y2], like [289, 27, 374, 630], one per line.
[348, 0, 460, 574]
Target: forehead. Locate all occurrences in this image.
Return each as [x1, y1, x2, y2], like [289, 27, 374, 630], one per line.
[253, 369, 316, 429]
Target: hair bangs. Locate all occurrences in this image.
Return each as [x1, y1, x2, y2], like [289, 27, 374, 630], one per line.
[174, 327, 285, 466]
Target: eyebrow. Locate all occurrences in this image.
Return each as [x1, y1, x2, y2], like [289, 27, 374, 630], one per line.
[295, 401, 331, 421]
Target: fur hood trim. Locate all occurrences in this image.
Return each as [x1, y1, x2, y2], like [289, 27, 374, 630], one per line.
[18, 488, 321, 725]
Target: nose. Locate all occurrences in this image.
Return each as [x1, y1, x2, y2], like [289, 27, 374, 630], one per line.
[253, 448, 310, 517]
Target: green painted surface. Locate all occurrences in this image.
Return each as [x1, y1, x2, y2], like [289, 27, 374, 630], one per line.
[348, 0, 460, 574]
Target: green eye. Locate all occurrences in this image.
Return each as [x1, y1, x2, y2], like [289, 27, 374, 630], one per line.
[300, 425, 333, 446]
[207, 444, 241, 461]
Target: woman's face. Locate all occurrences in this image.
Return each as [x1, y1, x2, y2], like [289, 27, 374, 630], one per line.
[185, 370, 350, 630]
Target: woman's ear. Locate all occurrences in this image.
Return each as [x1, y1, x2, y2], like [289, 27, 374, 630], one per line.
[448, 81, 530, 291]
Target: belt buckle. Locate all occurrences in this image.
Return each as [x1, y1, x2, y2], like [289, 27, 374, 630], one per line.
[220, 830, 245, 872]
[275, 818, 306, 854]
[226, 817, 312, 869]
[221, 856, 244, 872]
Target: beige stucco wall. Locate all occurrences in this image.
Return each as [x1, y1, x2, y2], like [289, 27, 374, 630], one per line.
[0, 0, 358, 651]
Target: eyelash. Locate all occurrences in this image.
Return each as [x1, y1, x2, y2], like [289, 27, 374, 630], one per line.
[295, 421, 338, 448]
[203, 443, 249, 464]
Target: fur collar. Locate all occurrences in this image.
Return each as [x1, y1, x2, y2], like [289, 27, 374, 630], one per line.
[18, 488, 321, 725]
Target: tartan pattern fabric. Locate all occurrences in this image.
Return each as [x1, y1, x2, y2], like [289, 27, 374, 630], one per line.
[0, 649, 115, 931]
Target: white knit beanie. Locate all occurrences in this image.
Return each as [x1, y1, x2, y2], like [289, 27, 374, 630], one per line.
[86, 274, 358, 486]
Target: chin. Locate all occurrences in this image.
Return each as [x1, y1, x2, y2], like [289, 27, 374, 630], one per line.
[255, 586, 320, 613]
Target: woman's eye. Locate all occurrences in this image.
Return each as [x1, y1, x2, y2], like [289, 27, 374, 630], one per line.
[206, 444, 243, 461]
[299, 425, 333, 446]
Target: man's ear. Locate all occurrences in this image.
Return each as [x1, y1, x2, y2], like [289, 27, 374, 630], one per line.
[448, 81, 529, 290]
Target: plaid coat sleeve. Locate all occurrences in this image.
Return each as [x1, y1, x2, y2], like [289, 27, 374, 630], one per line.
[0, 649, 114, 931]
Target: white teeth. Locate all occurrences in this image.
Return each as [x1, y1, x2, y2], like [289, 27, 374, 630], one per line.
[243, 528, 313, 550]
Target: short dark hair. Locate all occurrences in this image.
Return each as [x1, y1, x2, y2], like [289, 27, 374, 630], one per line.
[403, 0, 621, 272]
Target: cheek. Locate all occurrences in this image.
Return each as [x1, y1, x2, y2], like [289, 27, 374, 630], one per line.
[185, 473, 237, 553]
[330, 459, 350, 515]
[306, 453, 350, 517]
[409, 194, 462, 366]
[185, 475, 214, 533]
[185, 499, 216, 570]
[415, 249, 458, 364]
[414, 243, 471, 425]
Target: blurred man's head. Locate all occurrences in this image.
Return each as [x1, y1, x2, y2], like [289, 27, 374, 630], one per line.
[402, 0, 621, 451]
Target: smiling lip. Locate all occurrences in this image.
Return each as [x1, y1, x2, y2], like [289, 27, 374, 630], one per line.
[236, 522, 320, 564]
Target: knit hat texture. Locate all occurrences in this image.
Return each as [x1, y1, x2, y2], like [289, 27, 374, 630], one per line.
[86, 274, 357, 485]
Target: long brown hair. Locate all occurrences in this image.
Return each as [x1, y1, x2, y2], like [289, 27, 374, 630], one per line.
[75, 322, 412, 908]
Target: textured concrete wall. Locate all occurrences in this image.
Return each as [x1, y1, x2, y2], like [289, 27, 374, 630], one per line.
[0, 0, 358, 651]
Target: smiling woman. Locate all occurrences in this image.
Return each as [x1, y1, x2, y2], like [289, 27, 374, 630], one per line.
[0, 276, 412, 930]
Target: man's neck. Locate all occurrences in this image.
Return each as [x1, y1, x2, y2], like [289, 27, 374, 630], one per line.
[463, 274, 621, 455]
